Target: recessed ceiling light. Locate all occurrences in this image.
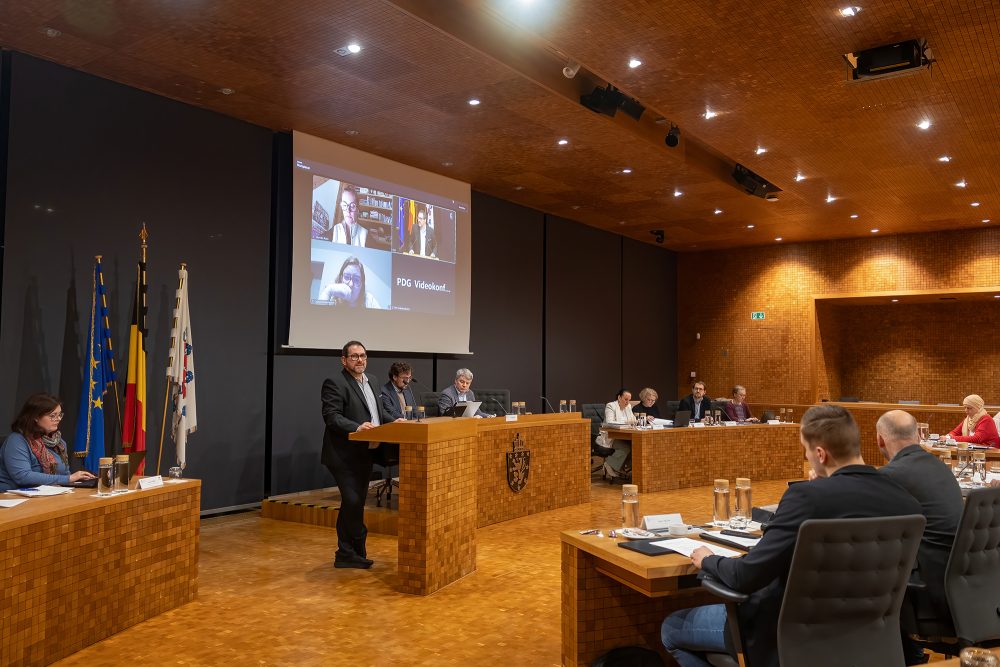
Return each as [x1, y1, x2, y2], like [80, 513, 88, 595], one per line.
[621, 168, 632, 174]
[938, 155, 952, 162]
[41, 27, 61, 38]
[714, 209, 723, 215]
[850, 213, 859, 219]
[571, 205, 580, 210]
[747, 224, 755, 229]
[347, 43, 362, 54]
[916, 119, 932, 130]
[673, 190, 683, 197]
[345, 129, 360, 136]
[826, 194, 836, 203]
[703, 108, 717, 119]
[891, 299, 899, 303]
[839, 6, 862, 17]
[870, 228, 879, 233]
[983, 219, 992, 223]
[218, 87, 236, 95]
[955, 179, 967, 188]
[795, 173, 806, 182]
[619, 220, 627, 225]
[971, 202, 981, 207]
[468, 98, 480, 106]
[775, 237, 783, 241]
[994, 295, 1000, 298]
[441, 161, 454, 167]
[755, 146, 767, 155]
[514, 185, 524, 190]
[557, 138, 569, 145]
[628, 58, 642, 69]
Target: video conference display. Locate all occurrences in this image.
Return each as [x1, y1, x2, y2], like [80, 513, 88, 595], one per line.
[288, 132, 472, 354]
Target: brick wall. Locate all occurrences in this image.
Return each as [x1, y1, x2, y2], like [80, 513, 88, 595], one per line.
[677, 228, 1000, 404]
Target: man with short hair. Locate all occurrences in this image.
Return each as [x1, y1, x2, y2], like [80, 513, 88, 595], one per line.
[661, 405, 922, 667]
[321, 340, 400, 568]
[877, 409, 963, 665]
[405, 206, 437, 258]
[438, 368, 492, 417]
[678, 381, 711, 421]
[380, 362, 415, 420]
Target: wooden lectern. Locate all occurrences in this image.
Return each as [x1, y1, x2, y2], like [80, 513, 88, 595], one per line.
[350, 417, 478, 595]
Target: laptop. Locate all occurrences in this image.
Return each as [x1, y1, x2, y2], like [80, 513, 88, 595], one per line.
[445, 401, 482, 418]
[672, 410, 692, 428]
[60, 478, 98, 488]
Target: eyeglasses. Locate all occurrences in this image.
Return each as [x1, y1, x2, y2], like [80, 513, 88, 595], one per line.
[347, 353, 368, 361]
[341, 273, 362, 286]
[46, 412, 64, 421]
[340, 202, 359, 212]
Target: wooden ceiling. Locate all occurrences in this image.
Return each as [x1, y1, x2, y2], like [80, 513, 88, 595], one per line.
[1, 0, 997, 251]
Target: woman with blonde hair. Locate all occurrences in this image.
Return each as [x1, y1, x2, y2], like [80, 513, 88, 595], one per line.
[946, 394, 1000, 448]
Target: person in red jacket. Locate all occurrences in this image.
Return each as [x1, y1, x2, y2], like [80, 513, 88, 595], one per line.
[946, 394, 1000, 448]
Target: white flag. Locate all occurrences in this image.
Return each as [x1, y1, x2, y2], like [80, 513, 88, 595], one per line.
[166, 267, 197, 468]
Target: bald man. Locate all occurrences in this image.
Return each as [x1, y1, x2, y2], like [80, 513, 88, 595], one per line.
[877, 409, 963, 665]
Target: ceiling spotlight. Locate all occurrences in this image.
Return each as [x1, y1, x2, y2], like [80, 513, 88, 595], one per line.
[982, 219, 991, 223]
[650, 229, 664, 244]
[891, 299, 899, 303]
[850, 213, 859, 219]
[714, 209, 723, 215]
[938, 155, 952, 162]
[562, 62, 581, 79]
[42, 27, 62, 38]
[871, 228, 879, 233]
[826, 194, 836, 203]
[839, 6, 862, 16]
[673, 190, 683, 197]
[344, 129, 360, 136]
[468, 98, 481, 106]
[747, 224, 755, 229]
[703, 108, 718, 119]
[218, 87, 236, 95]
[557, 138, 569, 145]
[347, 43, 362, 54]
[628, 58, 642, 69]
[755, 146, 767, 155]
[514, 185, 524, 190]
[956, 179, 967, 188]
[621, 168, 632, 174]
[665, 125, 680, 147]
[971, 202, 981, 207]
[441, 161, 454, 167]
[795, 173, 806, 182]
[916, 119, 932, 130]
[775, 237, 783, 241]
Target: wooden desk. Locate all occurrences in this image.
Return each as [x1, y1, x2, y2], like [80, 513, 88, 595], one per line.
[603, 424, 803, 493]
[0, 479, 200, 666]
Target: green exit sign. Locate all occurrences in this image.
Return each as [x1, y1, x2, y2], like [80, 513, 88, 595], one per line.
[751, 311, 766, 320]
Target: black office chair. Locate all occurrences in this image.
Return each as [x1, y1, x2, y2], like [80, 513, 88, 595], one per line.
[369, 443, 398, 507]
[473, 388, 510, 416]
[419, 391, 442, 417]
[909, 486, 1000, 655]
[664, 400, 680, 419]
[581, 403, 613, 474]
[701, 514, 926, 667]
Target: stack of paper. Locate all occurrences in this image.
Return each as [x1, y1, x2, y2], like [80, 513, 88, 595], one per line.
[7, 485, 74, 498]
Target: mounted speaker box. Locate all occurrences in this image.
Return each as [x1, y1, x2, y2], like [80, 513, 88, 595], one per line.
[850, 40, 926, 80]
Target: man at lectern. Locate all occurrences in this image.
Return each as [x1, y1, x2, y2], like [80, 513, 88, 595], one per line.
[321, 340, 399, 569]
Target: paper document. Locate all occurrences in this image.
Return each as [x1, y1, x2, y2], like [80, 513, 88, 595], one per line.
[7, 485, 74, 497]
[0, 499, 29, 508]
[651, 537, 741, 558]
[702, 532, 761, 549]
[651, 418, 673, 426]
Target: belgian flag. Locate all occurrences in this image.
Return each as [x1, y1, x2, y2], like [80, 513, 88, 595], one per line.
[123, 225, 148, 473]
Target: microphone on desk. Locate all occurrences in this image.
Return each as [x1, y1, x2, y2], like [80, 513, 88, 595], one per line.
[487, 398, 508, 416]
[540, 396, 557, 413]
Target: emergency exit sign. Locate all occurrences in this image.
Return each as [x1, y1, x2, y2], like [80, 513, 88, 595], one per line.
[751, 311, 766, 320]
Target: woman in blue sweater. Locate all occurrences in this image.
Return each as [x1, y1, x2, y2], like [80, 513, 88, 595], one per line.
[0, 393, 95, 490]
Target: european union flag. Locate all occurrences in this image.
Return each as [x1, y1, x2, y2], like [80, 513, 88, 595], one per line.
[74, 257, 117, 472]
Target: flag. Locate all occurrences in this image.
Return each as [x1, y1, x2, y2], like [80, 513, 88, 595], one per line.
[74, 257, 116, 471]
[123, 227, 148, 473]
[166, 266, 196, 469]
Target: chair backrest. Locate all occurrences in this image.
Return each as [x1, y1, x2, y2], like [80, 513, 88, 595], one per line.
[474, 388, 510, 415]
[944, 485, 1000, 644]
[581, 403, 605, 444]
[419, 391, 442, 417]
[777, 515, 925, 667]
[664, 400, 680, 419]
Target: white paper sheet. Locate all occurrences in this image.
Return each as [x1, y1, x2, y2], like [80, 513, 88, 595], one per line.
[0, 498, 29, 508]
[651, 537, 741, 558]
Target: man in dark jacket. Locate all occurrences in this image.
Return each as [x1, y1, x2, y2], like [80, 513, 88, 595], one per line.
[661, 405, 922, 667]
[678, 381, 711, 421]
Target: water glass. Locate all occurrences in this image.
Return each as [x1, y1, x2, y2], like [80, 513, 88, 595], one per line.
[635, 412, 646, 429]
[415, 406, 426, 422]
[730, 477, 752, 529]
[713, 479, 731, 525]
[168, 466, 183, 479]
[779, 408, 786, 423]
[786, 409, 794, 423]
[960, 647, 999, 666]
[404, 404, 413, 420]
[558, 399, 567, 413]
[917, 423, 930, 443]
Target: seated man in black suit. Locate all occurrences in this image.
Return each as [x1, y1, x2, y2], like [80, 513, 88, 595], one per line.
[876, 409, 963, 665]
[405, 207, 437, 258]
[678, 381, 711, 421]
[380, 361, 416, 420]
[660, 405, 922, 667]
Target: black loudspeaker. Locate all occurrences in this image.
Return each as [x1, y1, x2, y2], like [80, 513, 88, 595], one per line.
[855, 40, 923, 78]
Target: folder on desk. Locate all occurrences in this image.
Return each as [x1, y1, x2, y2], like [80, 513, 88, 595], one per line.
[617, 539, 678, 557]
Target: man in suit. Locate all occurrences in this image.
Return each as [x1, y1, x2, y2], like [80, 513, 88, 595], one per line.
[678, 381, 711, 421]
[661, 405, 922, 667]
[405, 207, 436, 258]
[438, 368, 492, 418]
[877, 409, 963, 665]
[380, 361, 415, 420]
[321, 340, 399, 568]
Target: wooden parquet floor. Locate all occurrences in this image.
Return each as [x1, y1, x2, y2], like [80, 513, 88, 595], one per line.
[51, 474, 947, 666]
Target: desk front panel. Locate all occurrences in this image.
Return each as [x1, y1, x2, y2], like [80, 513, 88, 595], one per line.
[0, 479, 200, 666]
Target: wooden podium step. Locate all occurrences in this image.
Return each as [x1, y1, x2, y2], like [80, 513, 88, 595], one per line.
[261, 486, 399, 535]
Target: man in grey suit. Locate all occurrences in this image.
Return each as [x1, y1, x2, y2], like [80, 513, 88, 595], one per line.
[380, 362, 416, 420]
[438, 368, 492, 418]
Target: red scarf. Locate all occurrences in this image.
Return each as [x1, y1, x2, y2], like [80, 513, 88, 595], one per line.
[28, 433, 66, 474]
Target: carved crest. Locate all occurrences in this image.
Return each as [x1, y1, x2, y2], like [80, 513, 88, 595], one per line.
[506, 432, 530, 493]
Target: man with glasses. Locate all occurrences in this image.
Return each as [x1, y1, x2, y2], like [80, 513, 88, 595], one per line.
[438, 368, 492, 418]
[321, 340, 400, 568]
[679, 381, 711, 422]
[330, 185, 368, 247]
[405, 206, 436, 258]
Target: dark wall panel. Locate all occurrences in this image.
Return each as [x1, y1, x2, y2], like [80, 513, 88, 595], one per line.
[0, 54, 272, 510]
[544, 216, 623, 406]
[621, 238, 678, 400]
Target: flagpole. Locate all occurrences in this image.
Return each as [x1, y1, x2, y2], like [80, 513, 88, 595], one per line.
[95, 254, 125, 450]
[157, 262, 186, 476]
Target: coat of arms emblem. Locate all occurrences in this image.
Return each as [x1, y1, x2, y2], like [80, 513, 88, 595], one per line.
[506, 432, 530, 493]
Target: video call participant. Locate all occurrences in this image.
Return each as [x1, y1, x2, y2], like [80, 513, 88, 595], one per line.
[0, 393, 95, 491]
[635, 387, 661, 419]
[723, 385, 759, 423]
[321, 341, 401, 569]
[678, 381, 711, 421]
[405, 206, 437, 258]
[380, 362, 415, 421]
[603, 389, 635, 479]
[318, 256, 380, 309]
[876, 409, 963, 665]
[438, 369, 492, 418]
[945, 394, 1000, 448]
[660, 405, 921, 667]
[330, 186, 368, 247]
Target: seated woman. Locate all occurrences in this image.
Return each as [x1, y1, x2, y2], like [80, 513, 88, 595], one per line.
[318, 256, 380, 309]
[0, 393, 95, 491]
[723, 385, 759, 423]
[946, 394, 1000, 448]
[603, 389, 636, 479]
[634, 387, 661, 421]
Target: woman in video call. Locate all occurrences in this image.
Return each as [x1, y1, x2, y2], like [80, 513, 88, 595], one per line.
[319, 256, 380, 309]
